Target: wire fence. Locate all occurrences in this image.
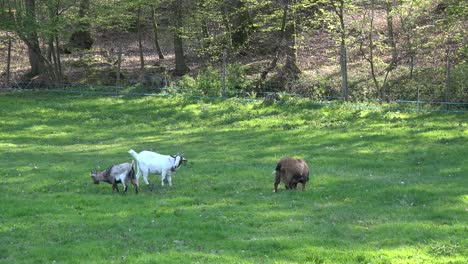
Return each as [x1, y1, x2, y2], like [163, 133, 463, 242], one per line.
[1, 81, 468, 113]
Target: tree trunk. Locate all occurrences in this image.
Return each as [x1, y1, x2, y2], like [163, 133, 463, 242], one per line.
[283, 0, 301, 82]
[68, 0, 93, 49]
[334, 0, 349, 101]
[173, 0, 189, 76]
[174, 33, 190, 76]
[151, 5, 165, 59]
[222, 49, 226, 97]
[368, 9, 380, 100]
[445, 46, 451, 106]
[385, 0, 398, 70]
[383, 0, 398, 101]
[55, 36, 62, 82]
[227, 0, 252, 49]
[258, 2, 289, 88]
[24, 0, 46, 77]
[360, 1, 381, 100]
[45, 3, 63, 83]
[398, 6, 415, 80]
[116, 46, 122, 85]
[136, 5, 146, 83]
[6, 33, 12, 87]
[137, 5, 145, 71]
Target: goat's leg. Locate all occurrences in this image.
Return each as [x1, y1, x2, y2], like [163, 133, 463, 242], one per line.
[142, 168, 153, 191]
[142, 169, 150, 185]
[281, 173, 291, 190]
[273, 172, 281, 193]
[112, 183, 120, 192]
[161, 171, 166, 186]
[290, 180, 298, 190]
[122, 180, 128, 193]
[167, 173, 172, 187]
[132, 178, 139, 194]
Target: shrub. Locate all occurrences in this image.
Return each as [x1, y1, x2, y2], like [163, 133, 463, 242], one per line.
[176, 74, 198, 95]
[226, 64, 252, 92]
[196, 66, 222, 96]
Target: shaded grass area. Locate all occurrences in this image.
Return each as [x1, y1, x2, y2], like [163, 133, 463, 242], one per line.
[0, 93, 467, 263]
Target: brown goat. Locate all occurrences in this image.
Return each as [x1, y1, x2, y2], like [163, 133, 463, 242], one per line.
[91, 161, 138, 193]
[273, 157, 309, 193]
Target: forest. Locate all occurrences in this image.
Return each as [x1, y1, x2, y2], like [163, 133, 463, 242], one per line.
[0, 0, 467, 102]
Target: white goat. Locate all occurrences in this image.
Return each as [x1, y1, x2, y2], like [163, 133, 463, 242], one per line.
[128, 149, 187, 189]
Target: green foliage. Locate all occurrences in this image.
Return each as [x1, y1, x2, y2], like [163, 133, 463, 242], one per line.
[176, 64, 252, 97]
[176, 74, 197, 90]
[383, 63, 468, 102]
[226, 63, 252, 92]
[196, 66, 222, 96]
[3, 0, 467, 102]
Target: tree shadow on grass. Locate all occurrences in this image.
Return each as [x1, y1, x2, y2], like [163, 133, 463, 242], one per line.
[1, 94, 467, 262]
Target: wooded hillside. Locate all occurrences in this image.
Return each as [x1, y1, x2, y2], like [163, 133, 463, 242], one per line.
[1, 0, 467, 102]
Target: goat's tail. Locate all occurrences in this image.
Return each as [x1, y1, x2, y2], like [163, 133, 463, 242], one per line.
[128, 149, 138, 159]
[272, 162, 281, 174]
[134, 160, 142, 180]
[128, 160, 136, 180]
[128, 150, 142, 180]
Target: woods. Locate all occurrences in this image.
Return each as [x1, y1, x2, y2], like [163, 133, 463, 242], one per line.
[0, 0, 466, 102]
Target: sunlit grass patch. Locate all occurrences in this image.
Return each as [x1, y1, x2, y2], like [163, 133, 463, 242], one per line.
[0, 93, 466, 263]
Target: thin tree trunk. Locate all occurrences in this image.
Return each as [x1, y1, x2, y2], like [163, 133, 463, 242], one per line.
[173, 33, 190, 76]
[151, 5, 164, 59]
[409, 55, 414, 79]
[6, 33, 12, 87]
[137, 5, 145, 71]
[398, 7, 415, 80]
[173, 0, 189, 76]
[283, 0, 301, 82]
[383, 0, 398, 101]
[227, 0, 252, 49]
[5, 4, 13, 87]
[258, 2, 289, 88]
[360, 2, 381, 100]
[222, 3, 232, 48]
[55, 36, 62, 82]
[50, 39, 58, 79]
[47, 38, 53, 61]
[46, 3, 62, 83]
[116, 46, 122, 85]
[68, 0, 93, 49]
[369, 3, 380, 99]
[445, 46, 451, 105]
[222, 49, 226, 97]
[333, 0, 349, 101]
[385, 0, 398, 70]
[24, 0, 46, 77]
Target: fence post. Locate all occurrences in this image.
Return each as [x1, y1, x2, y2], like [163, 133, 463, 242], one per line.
[222, 49, 226, 97]
[417, 86, 420, 112]
[445, 45, 451, 111]
[116, 46, 122, 86]
[6, 33, 12, 87]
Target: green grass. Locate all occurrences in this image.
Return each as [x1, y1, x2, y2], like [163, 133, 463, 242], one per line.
[0, 92, 467, 263]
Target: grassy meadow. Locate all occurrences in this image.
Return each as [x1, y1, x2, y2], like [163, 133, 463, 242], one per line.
[0, 92, 467, 263]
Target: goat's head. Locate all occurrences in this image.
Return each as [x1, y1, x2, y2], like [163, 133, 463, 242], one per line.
[171, 153, 187, 171]
[178, 152, 188, 165]
[179, 154, 188, 166]
[90, 169, 100, 184]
